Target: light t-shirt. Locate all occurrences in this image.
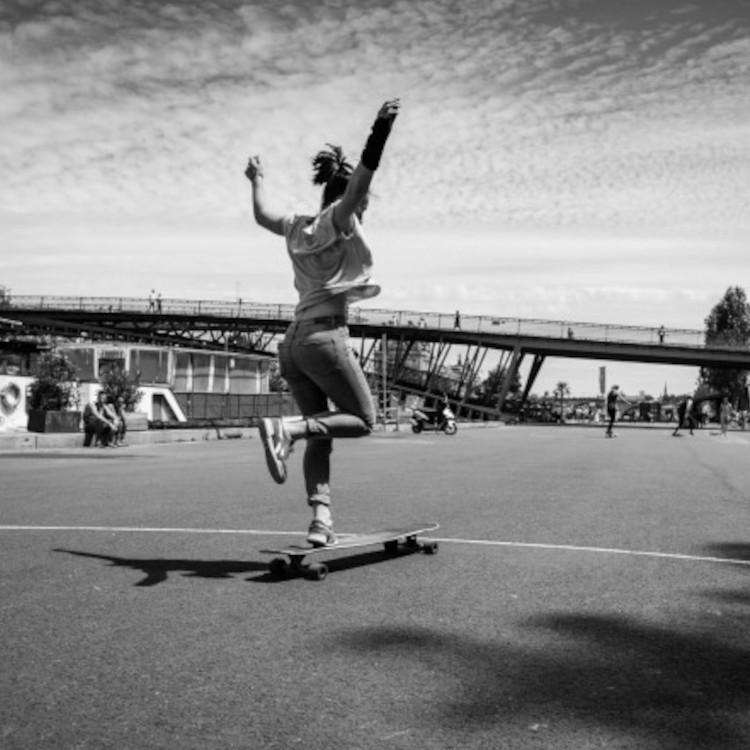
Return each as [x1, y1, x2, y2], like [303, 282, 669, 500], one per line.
[283, 203, 381, 315]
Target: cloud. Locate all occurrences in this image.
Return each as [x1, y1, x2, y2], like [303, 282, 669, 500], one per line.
[1, 0, 748, 229]
[0, 0, 748, 338]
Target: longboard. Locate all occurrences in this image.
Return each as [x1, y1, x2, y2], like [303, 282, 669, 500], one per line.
[261, 522, 439, 580]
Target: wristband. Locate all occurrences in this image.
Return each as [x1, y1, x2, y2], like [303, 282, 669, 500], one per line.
[361, 118, 394, 171]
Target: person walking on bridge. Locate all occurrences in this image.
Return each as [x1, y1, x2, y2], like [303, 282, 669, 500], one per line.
[244, 99, 400, 547]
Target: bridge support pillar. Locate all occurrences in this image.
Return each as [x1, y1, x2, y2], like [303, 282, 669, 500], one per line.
[521, 354, 546, 405]
[496, 345, 524, 412]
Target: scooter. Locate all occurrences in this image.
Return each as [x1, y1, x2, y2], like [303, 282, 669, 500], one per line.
[410, 405, 458, 435]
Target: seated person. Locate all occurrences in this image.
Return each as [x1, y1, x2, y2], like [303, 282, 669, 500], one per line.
[113, 395, 128, 446]
[83, 392, 116, 447]
[102, 393, 123, 446]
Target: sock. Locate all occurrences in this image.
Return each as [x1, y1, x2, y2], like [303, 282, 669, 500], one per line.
[312, 502, 332, 527]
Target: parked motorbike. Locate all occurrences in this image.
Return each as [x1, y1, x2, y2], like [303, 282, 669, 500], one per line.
[410, 405, 458, 435]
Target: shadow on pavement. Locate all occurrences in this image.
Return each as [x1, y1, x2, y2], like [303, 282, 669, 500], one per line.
[699, 542, 750, 607]
[704, 542, 750, 563]
[332, 612, 750, 748]
[53, 548, 267, 586]
[54, 546, 424, 586]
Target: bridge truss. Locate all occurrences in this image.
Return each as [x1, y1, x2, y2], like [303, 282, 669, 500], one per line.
[3, 295, 749, 419]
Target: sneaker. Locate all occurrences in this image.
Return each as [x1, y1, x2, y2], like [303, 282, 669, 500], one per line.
[258, 418, 293, 484]
[307, 519, 336, 548]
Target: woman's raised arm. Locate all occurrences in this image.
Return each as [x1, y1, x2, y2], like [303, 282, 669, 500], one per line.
[333, 99, 400, 231]
[245, 155, 286, 236]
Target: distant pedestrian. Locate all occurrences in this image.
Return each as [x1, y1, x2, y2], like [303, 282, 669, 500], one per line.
[148, 289, 155, 312]
[605, 385, 630, 438]
[673, 396, 697, 436]
[658, 325, 666, 344]
[719, 396, 732, 437]
[156, 292, 163, 313]
[700, 400, 709, 428]
[454, 310, 461, 329]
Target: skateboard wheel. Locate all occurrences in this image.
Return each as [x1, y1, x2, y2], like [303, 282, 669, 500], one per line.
[306, 562, 328, 581]
[269, 558, 288, 577]
[423, 541, 438, 555]
[384, 540, 399, 553]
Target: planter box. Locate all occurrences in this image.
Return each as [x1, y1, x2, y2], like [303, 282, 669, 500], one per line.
[27, 410, 81, 433]
[124, 411, 149, 431]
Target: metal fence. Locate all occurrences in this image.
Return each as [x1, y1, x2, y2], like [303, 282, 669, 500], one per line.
[173, 392, 297, 421]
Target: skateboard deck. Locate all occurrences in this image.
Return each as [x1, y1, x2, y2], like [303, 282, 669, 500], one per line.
[261, 522, 439, 580]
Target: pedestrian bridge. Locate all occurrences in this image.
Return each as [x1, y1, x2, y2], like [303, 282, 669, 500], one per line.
[2, 295, 749, 416]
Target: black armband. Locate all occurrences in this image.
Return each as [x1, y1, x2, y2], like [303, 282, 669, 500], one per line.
[361, 117, 394, 171]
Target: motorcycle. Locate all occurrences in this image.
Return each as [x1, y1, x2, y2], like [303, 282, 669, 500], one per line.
[410, 405, 458, 435]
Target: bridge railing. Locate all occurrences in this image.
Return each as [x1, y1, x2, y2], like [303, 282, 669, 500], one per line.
[4, 295, 296, 320]
[2, 294, 716, 349]
[348, 308, 708, 347]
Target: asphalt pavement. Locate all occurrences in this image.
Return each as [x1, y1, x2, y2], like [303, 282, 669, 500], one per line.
[2, 424, 750, 749]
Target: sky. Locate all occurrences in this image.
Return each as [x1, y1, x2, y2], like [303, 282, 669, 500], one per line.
[1, 0, 749, 397]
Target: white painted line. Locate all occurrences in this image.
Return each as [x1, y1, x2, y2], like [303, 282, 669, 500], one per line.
[0, 525, 747, 567]
[434, 537, 750, 567]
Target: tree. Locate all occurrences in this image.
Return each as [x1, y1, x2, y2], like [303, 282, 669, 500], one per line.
[99, 363, 142, 411]
[474, 362, 521, 407]
[28, 350, 79, 411]
[701, 286, 750, 406]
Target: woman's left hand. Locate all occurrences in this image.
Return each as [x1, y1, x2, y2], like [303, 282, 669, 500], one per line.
[245, 155, 264, 183]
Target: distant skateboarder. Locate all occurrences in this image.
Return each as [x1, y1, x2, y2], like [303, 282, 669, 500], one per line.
[605, 385, 630, 438]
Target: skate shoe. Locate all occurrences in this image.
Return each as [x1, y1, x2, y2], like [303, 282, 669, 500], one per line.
[307, 519, 337, 548]
[258, 417, 293, 484]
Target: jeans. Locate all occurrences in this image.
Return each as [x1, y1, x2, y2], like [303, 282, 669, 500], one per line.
[83, 421, 112, 447]
[606, 407, 616, 435]
[278, 319, 375, 506]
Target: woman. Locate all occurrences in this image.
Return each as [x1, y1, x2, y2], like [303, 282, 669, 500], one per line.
[101, 393, 122, 447]
[245, 99, 400, 547]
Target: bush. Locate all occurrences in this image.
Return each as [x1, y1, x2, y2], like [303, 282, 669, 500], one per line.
[28, 350, 80, 411]
[99, 363, 142, 411]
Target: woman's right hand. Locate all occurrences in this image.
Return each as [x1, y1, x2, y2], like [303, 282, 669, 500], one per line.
[377, 99, 400, 122]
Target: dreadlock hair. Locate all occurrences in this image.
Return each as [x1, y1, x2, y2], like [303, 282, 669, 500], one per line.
[312, 144, 353, 209]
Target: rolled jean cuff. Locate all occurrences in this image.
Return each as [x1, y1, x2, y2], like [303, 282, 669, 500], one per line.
[307, 413, 373, 438]
[307, 491, 331, 507]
